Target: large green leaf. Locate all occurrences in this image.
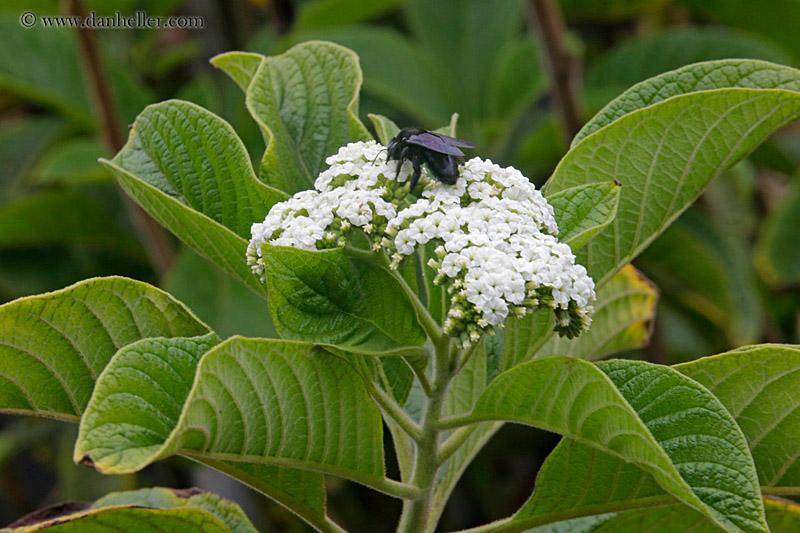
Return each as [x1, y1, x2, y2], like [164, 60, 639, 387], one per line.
[33, 138, 109, 185]
[575, 60, 800, 145]
[0, 277, 210, 421]
[677, 345, 800, 491]
[117, 100, 285, 239]
[67, 333, 330, 532]
[291, 26, 452, 127]
[101, 100, 287, 297]
[261, 245, 426, 355]
[75, 336, 389, 493]
[487, 37, 546, 125]
[547, 181, 621, 250]
[8, 486, 262, 532]
[459, 358, 767, 533]
[245, 41, 372, 194]
[535, 265, 657, 360]
[546, 61, 800, 286]
[506, 345, 800, 531]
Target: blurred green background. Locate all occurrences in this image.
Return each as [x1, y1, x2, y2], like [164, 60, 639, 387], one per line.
[1, 0, 800, 530]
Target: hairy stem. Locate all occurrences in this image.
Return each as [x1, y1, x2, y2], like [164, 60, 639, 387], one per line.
[368, 382, 424, 442]
[397, 336, 453, 533]
[64, 0, 174, 277]
[526, 0, 584, 144]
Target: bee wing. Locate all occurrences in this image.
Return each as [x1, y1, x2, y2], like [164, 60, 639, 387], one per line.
[406, 132, 466, 156]
[431, 132, 476, 149]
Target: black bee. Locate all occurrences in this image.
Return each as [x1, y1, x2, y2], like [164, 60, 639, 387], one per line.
[386, 128, 475, 191]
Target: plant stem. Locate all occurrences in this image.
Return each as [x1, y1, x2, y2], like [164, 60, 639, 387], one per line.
[396, 336, 453, 533]
[526, 0, 585, 144]
[64, 0, 174, 277]
[368, 382, 424, 442]
[437, 425, 477, 464]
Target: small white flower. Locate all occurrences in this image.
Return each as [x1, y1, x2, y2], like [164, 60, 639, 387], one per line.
[247, 140, 594, 343]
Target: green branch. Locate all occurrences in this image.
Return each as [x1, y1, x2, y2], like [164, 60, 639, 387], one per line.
[366, 380, 424, 442]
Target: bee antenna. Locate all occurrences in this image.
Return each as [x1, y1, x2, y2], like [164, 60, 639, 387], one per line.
[371, 148, 387, 166]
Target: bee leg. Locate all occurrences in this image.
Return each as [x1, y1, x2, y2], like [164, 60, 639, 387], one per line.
[394, 147, 410, 181]
[408, 158, 423, 191]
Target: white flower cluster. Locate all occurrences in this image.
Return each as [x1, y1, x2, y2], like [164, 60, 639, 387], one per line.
[247, 141, 595, 345]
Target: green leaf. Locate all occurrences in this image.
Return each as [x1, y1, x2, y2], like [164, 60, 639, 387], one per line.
[210, 51, 264, 92]
[368, 113, 401, 146]
[101, 99, 287, 297]
[464, 358, 767, 533]
[0, 17, 90, 125]
[0, 190, 140, 256]
[261, 245, 426, 354]
[91, 487, 257, 533]
[295, 0, 404, 31]
[163, 248, 278, 340]
[0, 17, 152, 127]
[75, 336, 389, 494]
[536, 265, 657, 360]
[66, 333, 329, 531]
[575, 59, 800, 146]
[547, 181, 621, 250]
[507, 344, 800, 531]
[639, 209, 763, 345]
[755, 181, 800, 287]
[680, 0, 800, 64]
[546, 61, 800, 286]
[676, 345, 800, 491]
[560, 0, 663, 21]
[405, 0, 523, 126]
[292, 27, 452, 127]
[501, 310, 555, 371]
[0, 116, 64, 192]
[586, 28, 793, 97]
[33, 138, 109, 185]
[245, 41, 372, 194]
[528, 498, 800, 533]
[487, 37, 546, 123]
[120, 99, 285, 239]
[0, 277, 210, 421]
[9, 507, 230, 532]
[101, 158, 265, 297]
